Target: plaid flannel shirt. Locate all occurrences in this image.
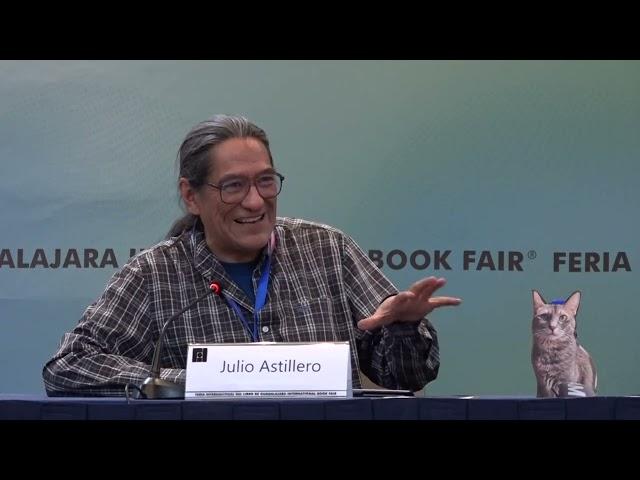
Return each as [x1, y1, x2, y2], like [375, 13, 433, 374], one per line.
[43, 217, 439, 396]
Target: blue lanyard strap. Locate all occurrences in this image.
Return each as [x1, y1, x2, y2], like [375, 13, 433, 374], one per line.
[254, 255, 271, 312]
[222, 254, 271, 342]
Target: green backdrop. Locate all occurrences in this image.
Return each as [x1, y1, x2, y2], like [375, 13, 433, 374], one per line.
[1, 60, 638, 395]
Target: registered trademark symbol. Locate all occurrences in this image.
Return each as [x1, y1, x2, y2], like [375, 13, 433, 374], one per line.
[528, 250, 537, 260]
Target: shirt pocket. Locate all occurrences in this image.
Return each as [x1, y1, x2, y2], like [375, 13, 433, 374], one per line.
[273, 297, 348, 343]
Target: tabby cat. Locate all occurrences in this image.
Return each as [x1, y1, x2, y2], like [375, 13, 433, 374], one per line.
[531, 290, 597, 397]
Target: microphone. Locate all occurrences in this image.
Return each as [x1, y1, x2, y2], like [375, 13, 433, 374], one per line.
[557, 382, 595, 397]
[139, 281, 222, 399]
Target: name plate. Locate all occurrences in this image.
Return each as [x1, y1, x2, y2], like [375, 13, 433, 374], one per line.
[185, 342, 351, 399]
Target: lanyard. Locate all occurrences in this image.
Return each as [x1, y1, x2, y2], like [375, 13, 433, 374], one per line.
[220, 231, 276, 342]
[190, 225, 276, 342]
[222, 255, 271, 342]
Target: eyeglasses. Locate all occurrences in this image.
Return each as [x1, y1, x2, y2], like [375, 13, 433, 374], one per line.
[205, 172, 285, 205]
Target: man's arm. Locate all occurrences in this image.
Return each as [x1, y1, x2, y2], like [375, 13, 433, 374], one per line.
[42, 262, 181, 396]
[341, 235, 460, 391]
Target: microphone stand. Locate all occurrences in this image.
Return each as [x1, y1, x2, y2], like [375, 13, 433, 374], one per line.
[139, 282, 221, 399]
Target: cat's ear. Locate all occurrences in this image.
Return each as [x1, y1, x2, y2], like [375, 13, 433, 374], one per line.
[532, 290, 547, 311]
[564, 291, 581, 317]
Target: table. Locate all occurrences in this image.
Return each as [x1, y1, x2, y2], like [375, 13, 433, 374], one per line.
[2, 394, 638, 420]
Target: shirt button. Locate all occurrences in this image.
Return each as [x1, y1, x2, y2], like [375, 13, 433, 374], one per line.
[262, 326, 270, 333]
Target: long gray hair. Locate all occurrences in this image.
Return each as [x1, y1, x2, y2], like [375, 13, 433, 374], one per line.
[166, 114, 273, 238]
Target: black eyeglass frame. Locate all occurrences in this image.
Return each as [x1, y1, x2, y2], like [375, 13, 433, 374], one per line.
[205, 172, 285, 205]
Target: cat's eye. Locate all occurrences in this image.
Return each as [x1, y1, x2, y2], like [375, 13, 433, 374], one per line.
[559, 314, 567, 321]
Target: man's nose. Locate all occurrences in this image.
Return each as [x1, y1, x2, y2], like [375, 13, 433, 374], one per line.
[241, 184, 264, 208]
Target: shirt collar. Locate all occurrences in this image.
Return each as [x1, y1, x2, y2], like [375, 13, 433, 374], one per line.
[188, 228, 274, 308]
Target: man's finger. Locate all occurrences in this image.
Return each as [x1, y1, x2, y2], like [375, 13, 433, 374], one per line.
[429, 296, 462, 308]
[411, 276, 446, 299]
[409, 276, 438, 295]
[357, 316, 384, 331]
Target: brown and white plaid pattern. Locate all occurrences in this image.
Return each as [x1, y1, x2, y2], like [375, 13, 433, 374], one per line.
[43, 217, 439, 396]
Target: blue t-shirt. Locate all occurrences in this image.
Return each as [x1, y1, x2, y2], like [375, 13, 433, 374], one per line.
[220, 260, 257, 304]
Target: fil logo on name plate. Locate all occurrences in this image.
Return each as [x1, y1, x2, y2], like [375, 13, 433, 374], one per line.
[192, 348, 208, 363]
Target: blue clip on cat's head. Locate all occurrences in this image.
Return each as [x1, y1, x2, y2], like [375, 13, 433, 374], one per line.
[550, 299, 565, 305]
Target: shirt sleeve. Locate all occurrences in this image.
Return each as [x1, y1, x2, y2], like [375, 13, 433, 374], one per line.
[42, 259, 184, 397]
[341, 234, 440, 392]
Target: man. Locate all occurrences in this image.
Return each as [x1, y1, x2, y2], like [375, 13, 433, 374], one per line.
[43, 114, 461, 396]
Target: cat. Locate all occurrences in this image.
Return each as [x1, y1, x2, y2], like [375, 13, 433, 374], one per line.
[531, 290, 597, 397]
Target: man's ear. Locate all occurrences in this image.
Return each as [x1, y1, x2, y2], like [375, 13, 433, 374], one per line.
[179, 178, 201, 215]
